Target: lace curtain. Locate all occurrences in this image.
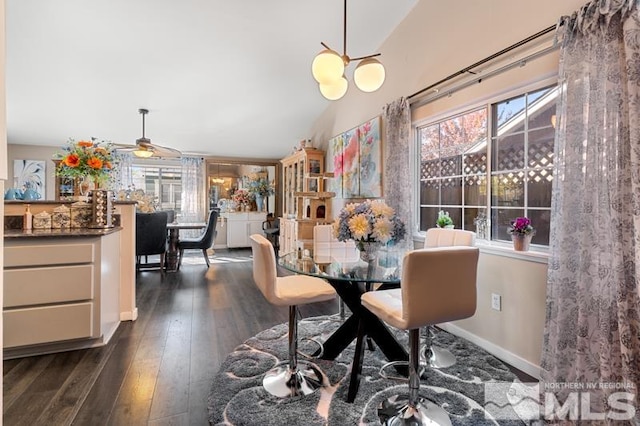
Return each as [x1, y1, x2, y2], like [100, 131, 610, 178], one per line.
[111, 151, 133, 190]
[541, 0, 640, 419]
[180, 156, 206, 237]
[382, 97, 412, 248]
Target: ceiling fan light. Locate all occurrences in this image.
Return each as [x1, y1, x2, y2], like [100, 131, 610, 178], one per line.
[133, 149, 154, 158]
[319, 76, 348, 101]
[311, 49, 345, 84]
[354, 58, 386, 93]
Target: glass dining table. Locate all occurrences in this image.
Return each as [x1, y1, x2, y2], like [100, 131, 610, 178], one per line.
[278, 246, 408, 402]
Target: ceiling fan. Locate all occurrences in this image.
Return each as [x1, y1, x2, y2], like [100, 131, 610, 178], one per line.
[115, 108, 181, 158]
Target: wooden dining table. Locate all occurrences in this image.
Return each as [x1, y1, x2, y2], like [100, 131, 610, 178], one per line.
[278, 247, 408, 402]
[166, 222, 206, 271]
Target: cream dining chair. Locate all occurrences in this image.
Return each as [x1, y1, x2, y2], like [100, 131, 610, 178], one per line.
[361, 246, 479, 425]
[249, 234, 336, 398]
[423, 228, 476, 369]
[313, 224, 356, 319]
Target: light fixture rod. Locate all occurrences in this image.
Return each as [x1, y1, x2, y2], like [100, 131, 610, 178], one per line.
[139, 108, 148, 138]
[343, 0, 347, 58]
[351, 52, 381, 62]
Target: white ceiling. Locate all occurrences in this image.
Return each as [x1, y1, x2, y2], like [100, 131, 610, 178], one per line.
[6, 0, 417, 160]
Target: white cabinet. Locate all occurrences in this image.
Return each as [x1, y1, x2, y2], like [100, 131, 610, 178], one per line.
[224, 212, 266, 248]
[3, 232, 121, 356]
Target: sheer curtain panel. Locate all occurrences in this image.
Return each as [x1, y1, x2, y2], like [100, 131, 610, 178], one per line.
[180, 157, 206, 237]
[382, 97, 412, 248]
[541, 0, 640, 421]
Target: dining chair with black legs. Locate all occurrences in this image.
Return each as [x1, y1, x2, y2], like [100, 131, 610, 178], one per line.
[249, 234, 336, 398]
[135, 211, 169, 272]
[359, 246, 479, 425]
[421, 227, 476, 369]
[177, 209, 219, 270]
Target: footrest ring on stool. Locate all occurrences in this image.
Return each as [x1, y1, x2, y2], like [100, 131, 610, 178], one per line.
[379, 360, 426, 381]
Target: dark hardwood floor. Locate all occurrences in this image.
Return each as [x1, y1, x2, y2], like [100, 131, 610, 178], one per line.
[3, 249, 337, 425]
[3, 249, 536, 425]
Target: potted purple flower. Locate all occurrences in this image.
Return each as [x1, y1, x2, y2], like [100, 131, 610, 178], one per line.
[507, 216, 535, 251]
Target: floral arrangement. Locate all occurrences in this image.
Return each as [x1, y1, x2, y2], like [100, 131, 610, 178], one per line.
[54, 137, 114, 186]
[247, 177, 275, 197]
[116, 186, 158, 212]
[436, 210, 454, 228]
[232, 188, 253, 205]
[333, 199, 406, 248]
[508, 216, 535, 236]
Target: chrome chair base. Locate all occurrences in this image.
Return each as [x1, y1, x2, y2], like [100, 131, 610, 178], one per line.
[262, 361, 326, 398]
[421, 345, 456, 369]
[378, 395, 452, 426]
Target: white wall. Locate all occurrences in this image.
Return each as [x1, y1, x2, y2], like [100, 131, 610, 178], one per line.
[307, 0, 587, 376]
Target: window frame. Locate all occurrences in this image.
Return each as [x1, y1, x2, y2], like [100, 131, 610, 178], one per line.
[412, 77, 557, 253]
[131, 161, 183, 213]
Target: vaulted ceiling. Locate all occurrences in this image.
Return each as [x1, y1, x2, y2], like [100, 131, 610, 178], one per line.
[6, 0, 417, 159]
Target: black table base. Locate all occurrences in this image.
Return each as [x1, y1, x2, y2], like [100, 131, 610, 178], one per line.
[319, 279, 408, 403]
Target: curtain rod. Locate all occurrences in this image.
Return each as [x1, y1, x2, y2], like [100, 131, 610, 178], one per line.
[407, 24, 557, 102]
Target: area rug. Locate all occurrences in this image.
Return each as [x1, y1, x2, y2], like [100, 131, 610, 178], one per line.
[207, 316, 528, 425]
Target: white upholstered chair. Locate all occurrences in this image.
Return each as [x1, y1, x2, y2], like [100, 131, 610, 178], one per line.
[313, 224, 356, 318]
[361, 246, 479, 425]
[249, 234, 336, 398]
[422, 227, 476, 368]
[424, 228, 476, 248]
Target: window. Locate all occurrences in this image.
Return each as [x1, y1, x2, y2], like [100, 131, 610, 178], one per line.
[418, 108, 488, 232]
[417, 84, 557, 246]
[131, 165, 182, 213]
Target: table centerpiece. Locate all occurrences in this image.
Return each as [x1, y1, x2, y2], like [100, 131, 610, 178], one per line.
[333, 199, 406, 262]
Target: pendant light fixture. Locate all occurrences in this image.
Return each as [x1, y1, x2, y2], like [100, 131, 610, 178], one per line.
[311, 0, 386, 100]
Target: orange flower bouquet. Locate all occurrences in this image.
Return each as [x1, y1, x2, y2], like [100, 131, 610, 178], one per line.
[54, 137, 114, 187]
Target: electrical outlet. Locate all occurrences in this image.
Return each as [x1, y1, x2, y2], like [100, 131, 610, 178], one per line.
[491, 293, 502, 311]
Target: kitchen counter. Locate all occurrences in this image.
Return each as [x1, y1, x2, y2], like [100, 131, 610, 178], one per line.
[4, 229, 122, 358]
[4, 226, 122, 239]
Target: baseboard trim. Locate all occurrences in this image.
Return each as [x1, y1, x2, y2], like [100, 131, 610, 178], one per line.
[120, 307, 138, 322]
[438, 322, 541, 380]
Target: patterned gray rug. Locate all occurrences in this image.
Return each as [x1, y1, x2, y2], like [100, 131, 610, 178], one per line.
[207, 316, 527, 425]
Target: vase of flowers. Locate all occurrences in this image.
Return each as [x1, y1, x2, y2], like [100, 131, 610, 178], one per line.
[54, 137, 114, 196]
[232, 189, 253, 211]
[247, 177, 274, 212]
[333, 199, 406, 262]
[508, 216, 535, 251]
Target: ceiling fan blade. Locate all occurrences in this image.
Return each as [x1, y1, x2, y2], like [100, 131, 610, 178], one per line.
[151, 145, 181, 158]
[137, 139, 181, 158]
[112, 143, 137, 151]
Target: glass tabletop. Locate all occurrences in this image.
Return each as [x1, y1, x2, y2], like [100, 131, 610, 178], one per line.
[278, 246, 406, 284]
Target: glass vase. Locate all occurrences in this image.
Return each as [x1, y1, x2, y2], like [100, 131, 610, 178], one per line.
[357, 241, 382, 263]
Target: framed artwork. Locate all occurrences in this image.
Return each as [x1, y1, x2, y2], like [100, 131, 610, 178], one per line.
[329, 116, 383, 199]
[14, 159, 46, 196]
[328, 133, 344, 198]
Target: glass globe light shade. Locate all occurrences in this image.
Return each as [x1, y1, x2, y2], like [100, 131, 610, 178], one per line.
[354, 58, 386, 92]
[133, 148, 154, 158]
[319, 76, 348, 101]
[311, 49, 345, 85]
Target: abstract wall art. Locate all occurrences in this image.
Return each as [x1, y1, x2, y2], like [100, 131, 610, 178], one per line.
[13, 159, 46, 196]
[329, 116, 382, 199]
